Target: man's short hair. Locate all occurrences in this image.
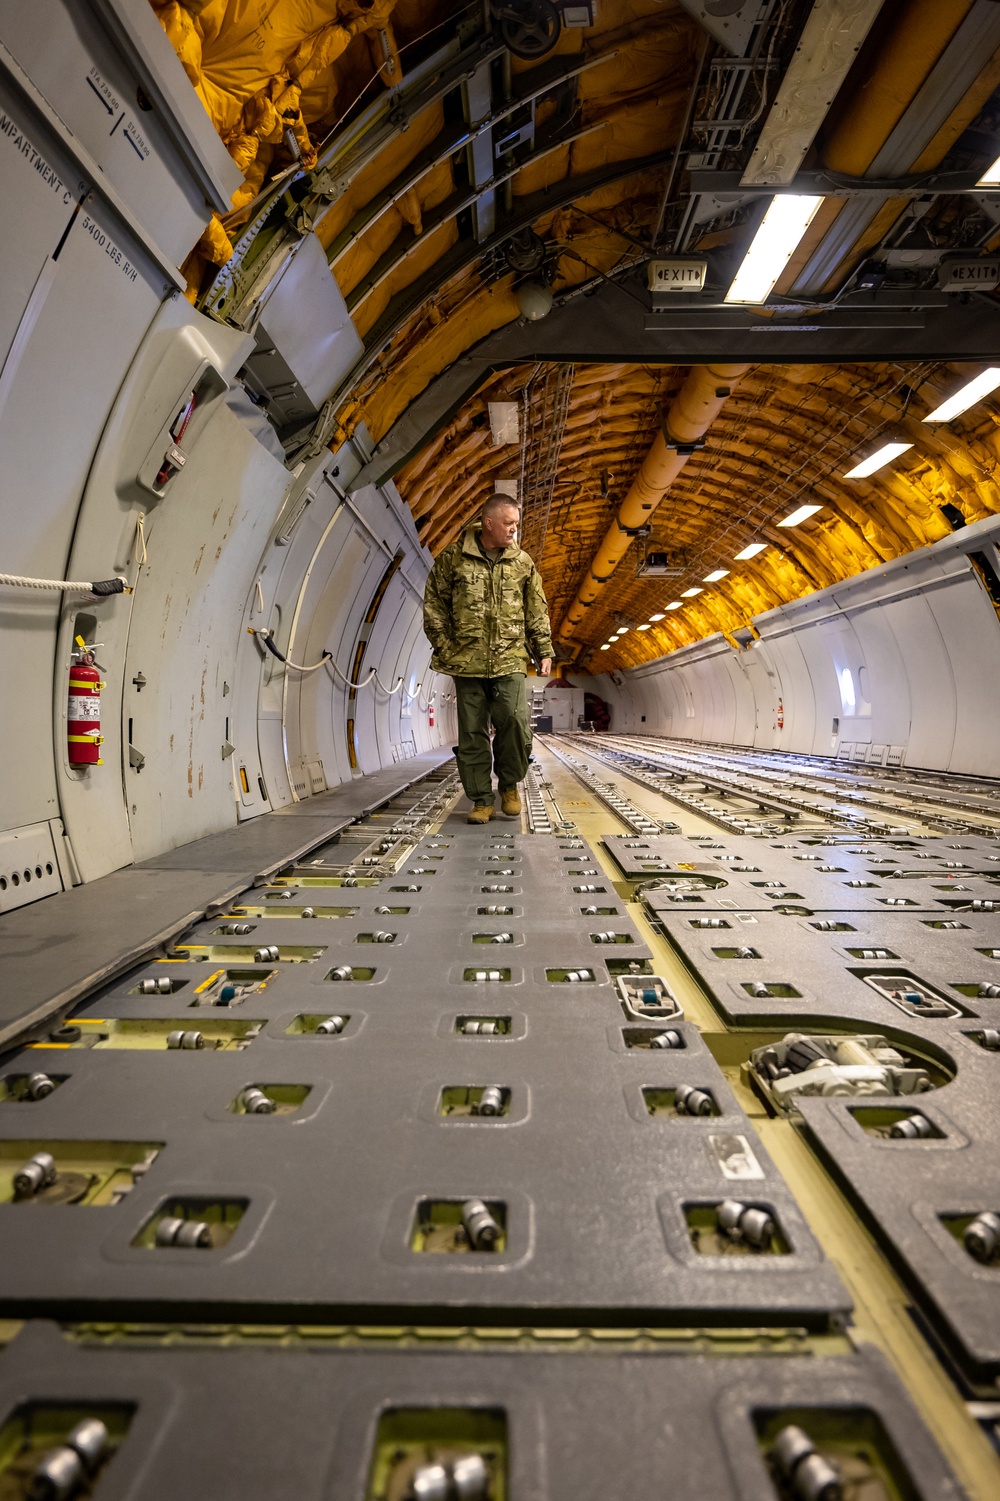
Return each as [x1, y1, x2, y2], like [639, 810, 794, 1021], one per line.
[482, 492, 521, 522]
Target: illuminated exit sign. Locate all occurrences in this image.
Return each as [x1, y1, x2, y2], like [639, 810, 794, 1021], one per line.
[937, 257, 1000, 291]
[647, 258, 707, 293]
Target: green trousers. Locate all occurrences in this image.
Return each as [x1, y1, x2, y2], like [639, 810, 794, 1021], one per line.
[453, 674, 532, 804]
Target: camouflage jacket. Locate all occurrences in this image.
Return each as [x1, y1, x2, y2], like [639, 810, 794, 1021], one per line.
[423, 527, 553, 678]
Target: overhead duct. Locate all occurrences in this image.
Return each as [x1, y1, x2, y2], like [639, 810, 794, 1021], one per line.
[556, 364, 751, 647]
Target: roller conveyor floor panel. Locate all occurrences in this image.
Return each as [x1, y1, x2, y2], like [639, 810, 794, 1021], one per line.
[0, 739, 999, 1499]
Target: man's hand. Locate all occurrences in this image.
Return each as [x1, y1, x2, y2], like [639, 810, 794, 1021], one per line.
[540, 657, 552, 676]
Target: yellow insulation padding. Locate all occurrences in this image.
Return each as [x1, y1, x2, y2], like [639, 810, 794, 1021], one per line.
[151, 0, 402, 278]
[361, 278, 522, 443]
[333, 158, 455, 301]
[351, 216, 458, 339]
[314, 101, 444, 255]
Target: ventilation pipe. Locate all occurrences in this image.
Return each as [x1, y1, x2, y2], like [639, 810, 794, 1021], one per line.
[556, 364, 752, 647]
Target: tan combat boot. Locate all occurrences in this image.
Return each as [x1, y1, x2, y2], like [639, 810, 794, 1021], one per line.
[467, 801, 496, 825]
[499, 786, 521, 818]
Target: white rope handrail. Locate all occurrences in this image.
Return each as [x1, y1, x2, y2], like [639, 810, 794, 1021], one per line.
[0, 573, 129, 595]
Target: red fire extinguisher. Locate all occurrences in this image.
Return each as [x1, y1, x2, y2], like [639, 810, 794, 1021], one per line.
[776, 696, 784, 731]
[68, 635, 105, 765]
[428, 700, 435, 728]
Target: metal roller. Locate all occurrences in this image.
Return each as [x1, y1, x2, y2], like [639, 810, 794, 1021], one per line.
[26, 1071, 55, 1099]
[139, 976, 174, 994]
[13, 1150, 57, 1197]
[674, 1084, 713, 1116]
[371, 931, 395, 943]
[772, 1424, 815, 1479]
[473, 970, 503, 981]
[329, 966, 353, 981]
[650, 1030, 682, 1049]
[166, 1030, 205, 1049]
[240, 1086, 276, 1114]
[220, 922, 253, 935]
[27, 1446, 84, 1501]
[254, 945, 280, 962]
[772, 1425, 842, 1501]
[300, 907, 316, 918]
[316, 1015, 347, 1034]
[964, 1210, 1000, 1264]
[489, 933, 513, 944]
[476, 1086, 504, 1116]
[155, 1215, 213, 1248]
[65, 1419, 108, 1473]
[793, 1452, 843, 1501]
[889, 1114, 933, 1138]
[717, 1198, 774, 1249]
[409, 1462, 450, 1501]
[451, 1453, 489, 1500]
[462, 1197, 501, 1249]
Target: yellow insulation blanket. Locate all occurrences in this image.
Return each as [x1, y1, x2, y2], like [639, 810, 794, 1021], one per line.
[151, 0, 402, 280]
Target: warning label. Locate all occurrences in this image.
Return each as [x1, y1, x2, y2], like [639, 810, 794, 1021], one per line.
[68, 697, 100, 720]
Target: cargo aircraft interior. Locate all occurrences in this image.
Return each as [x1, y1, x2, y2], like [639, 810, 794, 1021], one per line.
[5, 1, 1000, 1497]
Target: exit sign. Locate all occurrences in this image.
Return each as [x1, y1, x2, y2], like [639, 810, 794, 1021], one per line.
[938, 257, 1000, 291]
[647, 258, 707, 293]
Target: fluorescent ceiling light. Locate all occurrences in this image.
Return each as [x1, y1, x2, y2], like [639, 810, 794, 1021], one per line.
[615, 627, 629, 635]
[703, 568, 730, 582]
[667, 600, 683, 610]
[843, 441, 913, 479]
[637, 623, 651, 631]
[923, 368, 1000, 423]
[724, 194, 824, 304]
[777, 504, 822, 527]
[735, 542, 767, 559]
[977, 154, 1000, 186]
[600, 643, 610, 650]
[648, 612, 665, 621]
[681, 586, 703, 597]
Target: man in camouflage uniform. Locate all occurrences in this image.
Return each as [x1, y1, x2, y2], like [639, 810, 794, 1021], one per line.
[423, 494, 553, 823]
